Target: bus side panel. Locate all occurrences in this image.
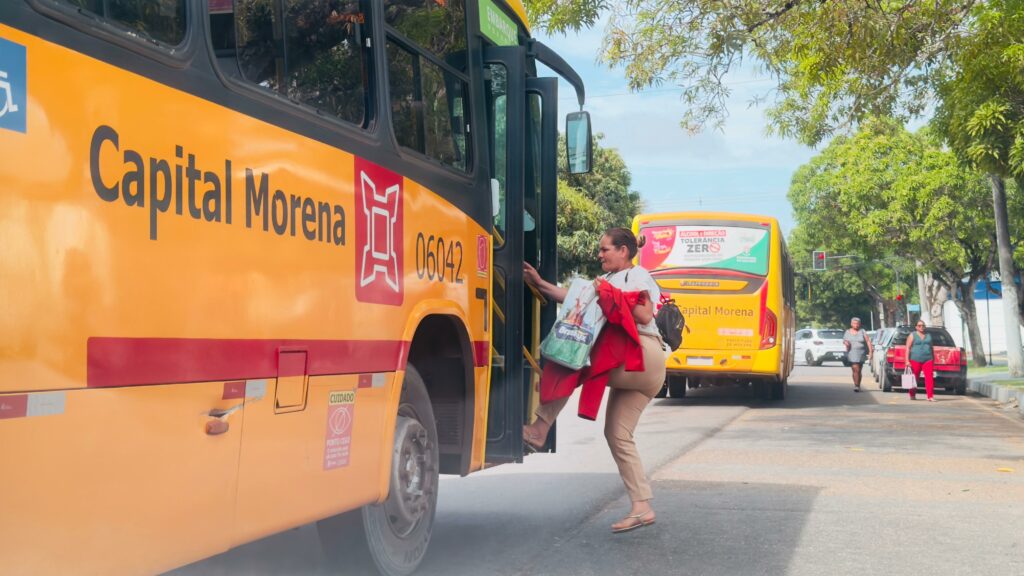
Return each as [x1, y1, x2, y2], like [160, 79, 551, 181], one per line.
[0, 383, 241, 575]
[0, 25, 491, 573]
[233, 374, 389, 545]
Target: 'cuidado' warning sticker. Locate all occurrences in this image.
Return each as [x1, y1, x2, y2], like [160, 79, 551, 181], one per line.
[324, 391, 355, 470]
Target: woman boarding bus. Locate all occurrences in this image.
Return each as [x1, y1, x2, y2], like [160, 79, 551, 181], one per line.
[633, 211, 795, 400]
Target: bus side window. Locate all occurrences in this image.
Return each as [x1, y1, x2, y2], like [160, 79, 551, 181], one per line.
[43, 0, 187, 46]
[214, 0, 371, 128]
[383, 0, 471, 171]
[384, 0, 467, 70]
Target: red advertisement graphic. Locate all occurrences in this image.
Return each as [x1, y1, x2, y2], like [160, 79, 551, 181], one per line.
[324, 390, 355, 470]
[639, 225, 675, 269]
[355, 158, 404, 306]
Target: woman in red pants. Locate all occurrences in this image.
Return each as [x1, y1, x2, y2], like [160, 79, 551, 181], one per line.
[904, 321, 935, 401]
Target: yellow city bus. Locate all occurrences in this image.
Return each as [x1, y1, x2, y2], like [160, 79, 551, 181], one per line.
[634, 211, 795, 400]
[0, 1, 591, 574]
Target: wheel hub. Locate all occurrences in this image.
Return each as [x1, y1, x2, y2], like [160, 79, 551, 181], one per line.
[384, 416, 434, 537]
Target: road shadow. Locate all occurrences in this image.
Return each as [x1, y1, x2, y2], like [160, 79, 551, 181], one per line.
[652, 384, 762, 408]
[514, 479, 820, 576]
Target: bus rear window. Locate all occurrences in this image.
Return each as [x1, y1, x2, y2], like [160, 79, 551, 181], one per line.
[639, 224, 771, 275]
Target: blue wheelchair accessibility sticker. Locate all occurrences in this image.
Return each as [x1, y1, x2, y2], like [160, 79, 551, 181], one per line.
[0, 37, 27, 134]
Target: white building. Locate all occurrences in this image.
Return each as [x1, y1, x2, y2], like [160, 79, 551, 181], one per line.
[942, 280, 1024, 356]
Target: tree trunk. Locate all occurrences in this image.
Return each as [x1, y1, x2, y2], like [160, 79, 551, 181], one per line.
[916, 270, 948, 327]
[990, 174, 1024, 376]
[956, 291, 988, 368]
[916, 268, 930, 324]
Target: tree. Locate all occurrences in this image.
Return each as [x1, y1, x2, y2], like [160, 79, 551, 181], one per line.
[787, 119, 995, 365]
[556, 134, 642, 279]
[556, 180, 607, 279]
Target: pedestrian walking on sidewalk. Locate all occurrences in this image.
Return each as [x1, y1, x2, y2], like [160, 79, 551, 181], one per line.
[905, 321, 935, 401]
[843, 317, 873, 392]
[521, 227, 667, 534]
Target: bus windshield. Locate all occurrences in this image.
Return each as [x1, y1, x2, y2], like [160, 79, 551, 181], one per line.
[638, 223, 771, 276]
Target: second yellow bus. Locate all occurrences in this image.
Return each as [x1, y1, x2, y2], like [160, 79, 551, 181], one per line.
[633, 212, 795, 399]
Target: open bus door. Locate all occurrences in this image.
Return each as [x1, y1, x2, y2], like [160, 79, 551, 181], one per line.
[482, 46, 558, 462]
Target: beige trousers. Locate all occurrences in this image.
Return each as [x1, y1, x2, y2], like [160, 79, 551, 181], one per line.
[535, 333, 667, 502]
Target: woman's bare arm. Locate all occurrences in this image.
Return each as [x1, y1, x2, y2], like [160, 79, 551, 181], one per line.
[523, 262, 567, 303]
[632, 298, 654, 325]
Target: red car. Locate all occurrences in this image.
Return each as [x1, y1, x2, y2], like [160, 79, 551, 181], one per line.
[883, 326, 968, 394]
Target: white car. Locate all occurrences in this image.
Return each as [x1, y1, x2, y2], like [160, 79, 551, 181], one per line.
[793, 328, 848, 366]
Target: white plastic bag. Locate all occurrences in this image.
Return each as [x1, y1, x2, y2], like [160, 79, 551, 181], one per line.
[900, 365, 916, 389]
[539, 278, 606, 370]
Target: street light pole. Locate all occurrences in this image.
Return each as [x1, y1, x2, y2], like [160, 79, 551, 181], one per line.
[985, 276, 993, 366]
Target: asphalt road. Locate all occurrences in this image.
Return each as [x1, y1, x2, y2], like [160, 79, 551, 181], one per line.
[171, 364, 1024, 576]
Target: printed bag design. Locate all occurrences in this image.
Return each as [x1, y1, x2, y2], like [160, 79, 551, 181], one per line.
[540, 278, 606, 370]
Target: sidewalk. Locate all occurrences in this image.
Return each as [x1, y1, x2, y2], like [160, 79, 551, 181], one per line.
[967, 369, 1024, 418]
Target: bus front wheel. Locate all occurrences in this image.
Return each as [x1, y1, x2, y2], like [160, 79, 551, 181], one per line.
[319, 365, 438, 576]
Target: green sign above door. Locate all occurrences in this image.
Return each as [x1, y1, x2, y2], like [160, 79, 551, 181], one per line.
[480, 0, 518, 46]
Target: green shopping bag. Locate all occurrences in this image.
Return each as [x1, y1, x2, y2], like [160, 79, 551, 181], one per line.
[540, 278, 606, 370]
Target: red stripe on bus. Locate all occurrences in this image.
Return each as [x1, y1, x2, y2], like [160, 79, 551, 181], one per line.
[473, 341, 489, 367]
[87, 338, 409, 388]
[0, 394, 29, 419]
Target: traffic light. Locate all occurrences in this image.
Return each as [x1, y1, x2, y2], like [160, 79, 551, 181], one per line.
[812, 250, 826, 271]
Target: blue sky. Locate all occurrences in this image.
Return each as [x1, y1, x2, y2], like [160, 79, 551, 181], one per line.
[535, 22, 818, 237]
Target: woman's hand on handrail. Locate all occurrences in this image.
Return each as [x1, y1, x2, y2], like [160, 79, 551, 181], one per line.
[523, 262, 567, 304]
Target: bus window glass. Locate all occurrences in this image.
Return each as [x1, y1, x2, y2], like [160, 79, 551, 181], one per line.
[49, 0, 186, 45]
[525, 92, 542, 233]
[485, 63, 508, 239]
[383, 0, 466, 68]
[285, 1, 368, 125]
[229, 0, 369, 126]
[639, 224, 771, 275]
[388, 40, 470, 171]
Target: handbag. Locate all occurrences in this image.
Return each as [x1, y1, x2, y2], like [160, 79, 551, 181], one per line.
[900, 365, 916, 389]
[540, 278, 606, 370]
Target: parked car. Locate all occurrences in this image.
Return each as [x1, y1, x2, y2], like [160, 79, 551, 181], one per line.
[794, 328, 848, 366]
[882, 325, 967, 394]
[869, 327, 897, 385]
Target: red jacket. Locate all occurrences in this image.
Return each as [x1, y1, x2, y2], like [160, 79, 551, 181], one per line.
[540, 279, 647, 420]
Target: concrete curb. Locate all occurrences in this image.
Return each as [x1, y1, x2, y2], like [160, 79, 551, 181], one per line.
[967, 378, 1024, 418]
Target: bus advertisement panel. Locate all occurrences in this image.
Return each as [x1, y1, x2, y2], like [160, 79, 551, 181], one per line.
[635, 213, 795, 400]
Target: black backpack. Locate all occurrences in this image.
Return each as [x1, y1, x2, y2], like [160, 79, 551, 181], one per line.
[656, 296, 686, 351]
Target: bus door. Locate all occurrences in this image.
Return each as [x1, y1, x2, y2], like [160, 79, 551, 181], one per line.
[482, 49, 571, 462]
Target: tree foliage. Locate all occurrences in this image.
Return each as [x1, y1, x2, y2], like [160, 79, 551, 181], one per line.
[788, 118, 994, 363]
[556, 134, 642, 279]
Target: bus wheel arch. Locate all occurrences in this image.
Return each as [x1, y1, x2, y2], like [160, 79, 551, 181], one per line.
[406, 314, 476, 476]
[318, 365, 438, 576]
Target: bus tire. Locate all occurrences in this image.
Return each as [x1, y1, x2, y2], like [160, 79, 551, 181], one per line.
[668, 375, 687, 398]
[318, 365, 438, 576]
[654, 383, 668, 398]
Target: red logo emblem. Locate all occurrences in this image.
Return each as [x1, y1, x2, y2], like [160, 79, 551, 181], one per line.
[355, 158, 404, 306]
[477, 235, 489, 277]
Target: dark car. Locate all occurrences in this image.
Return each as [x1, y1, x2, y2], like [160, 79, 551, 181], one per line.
[882, 326, 967, 394]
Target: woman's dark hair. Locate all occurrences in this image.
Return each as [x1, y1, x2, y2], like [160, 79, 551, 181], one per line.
[603, 227, 645, 258]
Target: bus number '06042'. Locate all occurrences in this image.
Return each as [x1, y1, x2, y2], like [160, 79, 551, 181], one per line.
[415, 232, 463, 284]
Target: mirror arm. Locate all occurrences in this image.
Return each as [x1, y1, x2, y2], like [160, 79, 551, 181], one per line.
[527, 39, 585, 109]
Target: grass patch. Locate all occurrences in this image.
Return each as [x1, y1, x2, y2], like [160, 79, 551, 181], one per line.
[1001, 379, 1024, 388]
[968, 364, 1009, 376]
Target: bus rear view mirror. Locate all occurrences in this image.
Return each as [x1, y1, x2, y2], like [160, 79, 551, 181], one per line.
[565, 111, 592, 175]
